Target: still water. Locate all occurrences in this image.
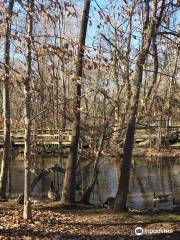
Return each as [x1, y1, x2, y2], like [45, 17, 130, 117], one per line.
[2, 154, 180, 209]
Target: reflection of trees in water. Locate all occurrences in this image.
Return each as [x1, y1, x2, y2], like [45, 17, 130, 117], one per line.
[11, 156, 24, 196]
[44, 157, 180, 206]
[105, 157, 179, 208]
[7, 156, 180, 207]
[114, 159, 120, 190]
[88, 173, 99, 203]
[131, 164, 146, 208]
[129, 160, 153, 207]
[30, 156, 66, 199]
[164, 158, 173, 194]
[82, 159, 119, 204]
[159, 159, 166, 195]
[40, 157, 46, 199]
[75, 156, 178, 206]
[131, 166, 146, 194]
[146, 158, 153, 190]
[146, 157, 178, 197]
[130, 159, 135, 189]
[146, 158, 162, 194]
[164, 158, 180, 199]
[96, 160, 116, 203]
[155, 158, 178, 208]
[8, 150, 15, 195]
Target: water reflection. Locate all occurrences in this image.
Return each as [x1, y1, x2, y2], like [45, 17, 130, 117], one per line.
[0, 154, 180, 209]
[88, 157, 180, 209]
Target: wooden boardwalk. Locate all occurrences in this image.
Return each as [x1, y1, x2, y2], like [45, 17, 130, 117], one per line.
[134, 125, 180, 143]
[0, 129, 73, 151]
[0, 126, 179, 153]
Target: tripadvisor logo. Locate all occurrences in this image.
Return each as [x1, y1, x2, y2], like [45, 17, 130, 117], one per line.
[135, 227, 144, 236]
[135, 226, 173, 236]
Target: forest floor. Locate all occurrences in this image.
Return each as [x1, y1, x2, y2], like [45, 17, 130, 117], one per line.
[0, 200, 180, 240]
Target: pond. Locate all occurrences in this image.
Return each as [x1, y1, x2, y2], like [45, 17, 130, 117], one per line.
[1, 153, 180, 209]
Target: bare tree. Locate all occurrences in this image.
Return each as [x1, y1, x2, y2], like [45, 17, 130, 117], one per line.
[23, 0, 34, 220]
[61, 0, 91, 204]
[114, 0, 165, 211]
[0, 0, 14, 200]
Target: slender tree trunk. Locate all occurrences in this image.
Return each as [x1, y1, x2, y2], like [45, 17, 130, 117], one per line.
[138, 35, 158, 121]
[114, 0, 165, 211]
[0, 0, 14, 200]
[165, 47, 179, 143]
[61, 0, 91, 204]
[60, 12, 67, 130]
[62, 65, 67, 129]
[23, 0, 34, 220]
[81, 124, 107, 203]
[119, 7, 133, 137]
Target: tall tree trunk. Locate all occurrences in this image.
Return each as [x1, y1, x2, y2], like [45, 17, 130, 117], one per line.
[165, 46, 179, 143]
[114, 0, 165, 211]
[23, 0, 34, 220]
[119, 6, 133, 138]
[138, 35, 159, 121]
[61, 0, 91, 204]
[0, 0, 14, 200]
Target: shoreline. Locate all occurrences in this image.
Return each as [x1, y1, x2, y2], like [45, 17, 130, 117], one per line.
[0, 146, 180, 159]
[107, 147, 180, 158]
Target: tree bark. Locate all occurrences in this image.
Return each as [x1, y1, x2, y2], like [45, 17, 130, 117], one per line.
[114, 0, 165, 211]
[23, 0, 34, 220]
[0, 0, 14, 200]
[138, 34, 159, 121]
[118, 6, 134, 144]
[61, 0, 91, 204]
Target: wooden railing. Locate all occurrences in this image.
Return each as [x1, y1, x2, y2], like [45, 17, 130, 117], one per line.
[0, 125, 179, 148]
[0, 129, 73, 147]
